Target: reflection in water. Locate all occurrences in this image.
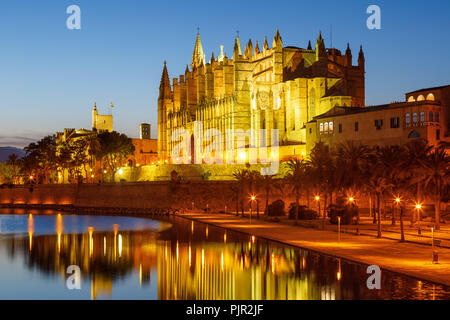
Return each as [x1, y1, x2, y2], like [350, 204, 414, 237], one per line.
[1, 212, 450, 300]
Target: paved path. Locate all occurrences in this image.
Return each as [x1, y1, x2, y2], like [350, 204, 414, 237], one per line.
[176, 211, 450, 287]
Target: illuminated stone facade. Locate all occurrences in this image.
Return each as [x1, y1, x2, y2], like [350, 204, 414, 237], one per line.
[306, 85, 450, 153]
[158, 30, 365, 162]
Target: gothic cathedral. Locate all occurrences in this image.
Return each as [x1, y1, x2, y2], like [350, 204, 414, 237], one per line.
[158, 30, 365, 162]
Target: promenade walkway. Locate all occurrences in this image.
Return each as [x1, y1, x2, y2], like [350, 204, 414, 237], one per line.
[177, 211, 450, 287]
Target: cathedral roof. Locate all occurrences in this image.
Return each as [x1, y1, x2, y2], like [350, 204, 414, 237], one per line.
[192, 33, 206, 67]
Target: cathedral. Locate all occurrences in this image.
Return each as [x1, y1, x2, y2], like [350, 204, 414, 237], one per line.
[157, 30, 365, 163]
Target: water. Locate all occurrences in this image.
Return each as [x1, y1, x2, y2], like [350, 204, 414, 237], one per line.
[0, 209, 449, 300]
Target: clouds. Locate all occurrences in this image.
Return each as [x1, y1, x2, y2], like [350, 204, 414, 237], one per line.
[0, 133, 51, 148]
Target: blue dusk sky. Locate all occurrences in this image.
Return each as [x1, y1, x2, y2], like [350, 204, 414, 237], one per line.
[0, 0, 449, 148]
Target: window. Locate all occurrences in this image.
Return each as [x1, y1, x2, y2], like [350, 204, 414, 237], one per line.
[355, 122, 359, 132]
[309, 128, 312, 134]
[329, 122, 334, 132]
[408, 130, 421, 139]
[319, 123, 324, 133]
[405, 113, 410, 125]
[374, 119, 383, 130]
[412, 112, 418, 123]
[324, 122, 329, 133]
[427, 93, 435, 101]
[390, 117, 400, 128]
[429, 111, 433, 122]
[407, 96, 416, 103]
[437, 129, 440, 140]
[420, 112, 425, 123]
[435, 112, 440, 122]
[338, 123, 342, 133]
[417, 95, 425, 101]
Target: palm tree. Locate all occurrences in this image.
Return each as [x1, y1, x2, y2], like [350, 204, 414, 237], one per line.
[309, 142, 337, 219]
[255, 173, 279, 217]
[400, 139, 433, 223]
[7, 154, 19, 184]
[419, 146, 450, 230]
[233, 169, 250, 216]
[285, 158, 309, 225]
[336, 141, 371, 224]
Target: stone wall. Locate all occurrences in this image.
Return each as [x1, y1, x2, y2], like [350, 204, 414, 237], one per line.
[0, 181, 292, 212]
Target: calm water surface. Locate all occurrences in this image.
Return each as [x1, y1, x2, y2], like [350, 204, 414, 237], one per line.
[0, 209, 449, 300]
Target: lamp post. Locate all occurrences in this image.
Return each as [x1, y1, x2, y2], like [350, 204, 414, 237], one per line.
[416, 204, 422, 235]
[432, 227, 439, 264]
[338, 216, 341, 242]
[315, 195, 321, 215]
[250, 195, 256, 223]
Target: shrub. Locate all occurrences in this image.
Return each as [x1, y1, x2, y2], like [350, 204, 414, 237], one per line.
[267, 199, 286, 216]
[327, 197, 358, 225]
[288, 203, 318, 220]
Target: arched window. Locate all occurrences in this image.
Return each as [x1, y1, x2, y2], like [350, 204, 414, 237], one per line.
[407, 96, 416, 103]
[329, 122, 334, 132]
[420, 112, 425, 122]
[319, 123, 324, 133]
[426, 93, 435, 101]
[324, 122, 329, 133]
[408, 130, 421, 139]
[429, 111, 433, 122]
[405, 113, 410, 125]
[417, 95, 425, 101]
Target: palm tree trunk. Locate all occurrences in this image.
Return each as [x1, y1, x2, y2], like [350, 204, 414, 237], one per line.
[236, 193, 239, 216]
[400, 206, 405, 242]
[435, 180, 441, 230]
[323, 194, 328, 228]
[295, 188, 299, 225]
[265, 189, 269, 216]
[377, 193, 382, 238]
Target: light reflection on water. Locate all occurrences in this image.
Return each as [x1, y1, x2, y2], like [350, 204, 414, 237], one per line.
[0, 210, 449, 300]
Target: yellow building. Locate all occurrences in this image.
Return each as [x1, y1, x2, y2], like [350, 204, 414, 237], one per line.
[306, 85, 450, 153]
[158, 30, 365, 163]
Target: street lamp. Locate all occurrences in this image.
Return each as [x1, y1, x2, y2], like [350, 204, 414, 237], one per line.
[315, 196, 321, 219]
[416, 204, 422, 235]
[249, 195, 256, 222]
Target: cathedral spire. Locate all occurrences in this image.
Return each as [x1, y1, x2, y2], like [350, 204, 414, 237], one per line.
[233, 35, 242, 59]
[345, 43, 352, 66]
[307, 40, 312, 50]
[159, 61, 171, 99]
[358, 45, 365, 67]
[192, 32, 206, 68]
[263, 36, 269, 52]
[315, 31, 326, 60]
[254, 40, 260, 56]
[273, 28, 282, 48]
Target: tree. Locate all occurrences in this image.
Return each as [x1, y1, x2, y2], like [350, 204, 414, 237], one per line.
[419, 146, 450, 230]
[7, 154, 20, 184]
[309, 142, 337, 220]
[285, 158, 309, 225]
[399, 139, 433, 223]
[254, 172, 280, 217]
[23, 135, 57, 184]
[233, 169, 250, 216]
[336, 141, 371, 224]
[97, 131, 135, 182]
